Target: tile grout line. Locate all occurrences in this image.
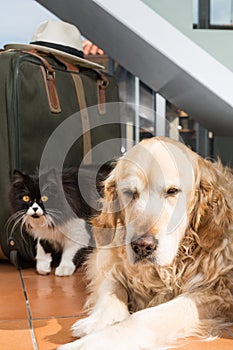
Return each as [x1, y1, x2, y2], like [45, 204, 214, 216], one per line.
[18, 269, 39, 350]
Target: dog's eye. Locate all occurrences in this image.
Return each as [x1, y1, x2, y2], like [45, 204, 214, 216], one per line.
[166, 187, 180, 196]
[122, 189, 138, 200]
[123, 190, 134, 197]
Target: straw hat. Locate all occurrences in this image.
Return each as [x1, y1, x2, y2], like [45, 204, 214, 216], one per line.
[4, 20, 104, 69]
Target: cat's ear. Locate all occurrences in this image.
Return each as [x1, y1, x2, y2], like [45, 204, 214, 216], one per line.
[39, 168, 60, 188]
[46, 168, 59, 185]
[12, 170, 28, 184]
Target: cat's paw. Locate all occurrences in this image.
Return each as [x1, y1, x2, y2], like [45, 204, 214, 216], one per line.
[55, 263, 76, 276]
[36, 260, 51, 275]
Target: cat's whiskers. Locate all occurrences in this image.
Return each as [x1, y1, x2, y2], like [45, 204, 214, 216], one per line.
[7, 210, 24, 224]
[45, 208, 65, 226]
[19, 215, 31, 245]
[6, 210, 25, 235]
[40, 215, 55, 229]
[6, 211, 31, 245]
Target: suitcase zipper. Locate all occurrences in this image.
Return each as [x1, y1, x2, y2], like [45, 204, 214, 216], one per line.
[11, 55, 23, 170]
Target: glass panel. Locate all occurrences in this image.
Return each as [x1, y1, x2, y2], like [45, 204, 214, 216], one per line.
[139, 81, 155, 140]
[210, 0, 233, 25]
[192, 0, 199, 25]
[112, 61, 211, 156]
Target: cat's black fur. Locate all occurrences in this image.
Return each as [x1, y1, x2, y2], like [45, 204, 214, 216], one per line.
[8, 163, 114, 276]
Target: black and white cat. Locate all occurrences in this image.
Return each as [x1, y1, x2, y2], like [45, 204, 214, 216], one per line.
[8, 165, 111, 276]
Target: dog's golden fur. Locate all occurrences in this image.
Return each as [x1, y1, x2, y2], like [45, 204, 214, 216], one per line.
[60, 137, 233, 350]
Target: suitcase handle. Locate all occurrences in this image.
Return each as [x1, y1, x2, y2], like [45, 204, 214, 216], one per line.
[54, 55, 109, 115]
[51, 54, 109, 116]
[50, 54, 80, 72]
[25, 50, 109, 115]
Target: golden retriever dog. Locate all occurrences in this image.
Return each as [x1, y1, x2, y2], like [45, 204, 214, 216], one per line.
[59, 137, 233, 350]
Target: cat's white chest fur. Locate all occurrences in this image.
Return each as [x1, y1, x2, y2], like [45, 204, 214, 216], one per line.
[27, 216, 90, 276]
[27, 215, 90, 246]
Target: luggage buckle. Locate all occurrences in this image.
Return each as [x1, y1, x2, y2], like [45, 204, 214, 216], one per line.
[46, 69, 56, 80]
[99, 79, 109, 88]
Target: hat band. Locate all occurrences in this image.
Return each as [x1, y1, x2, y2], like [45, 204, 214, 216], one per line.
[30, 41, 84, 58]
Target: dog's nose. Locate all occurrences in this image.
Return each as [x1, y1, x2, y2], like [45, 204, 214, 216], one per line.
[131, 234, 158, 257]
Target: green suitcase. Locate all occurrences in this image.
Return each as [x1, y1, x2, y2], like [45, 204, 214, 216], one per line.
[0, 49, 121, 267]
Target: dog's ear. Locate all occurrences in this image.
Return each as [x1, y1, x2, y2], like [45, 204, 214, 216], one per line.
[191, 158, 233, 249]
[92, 170, 125, 247]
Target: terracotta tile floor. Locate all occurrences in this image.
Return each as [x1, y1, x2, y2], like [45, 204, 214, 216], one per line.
[0, 260, 87, 350]
[0, 259, 233, 350]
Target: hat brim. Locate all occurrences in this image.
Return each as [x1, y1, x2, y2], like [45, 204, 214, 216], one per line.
[4, 43, 105, 69]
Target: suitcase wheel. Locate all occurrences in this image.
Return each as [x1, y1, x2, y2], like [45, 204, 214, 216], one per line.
[9, 250, 20, 269]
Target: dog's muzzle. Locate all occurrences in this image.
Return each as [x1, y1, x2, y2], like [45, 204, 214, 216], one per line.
[131, 234, 158, 258]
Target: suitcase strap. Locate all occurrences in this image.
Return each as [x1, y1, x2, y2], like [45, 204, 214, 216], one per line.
[71, 74, 92, 165]
[36, 53, 109, 115]
[25, 50, 61, 113]
[40, 65, 61, 113]
[54, 55, 109, 116]
[47, 54, 93, 164]
[95, 70, 109, 115]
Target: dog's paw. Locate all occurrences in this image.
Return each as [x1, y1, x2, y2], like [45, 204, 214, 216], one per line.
[55, 263, 76, 276]
[72, 293, 130, 337]
[57, 336, 108, 350]
[57, 339, 84, 350]
[36, 260, 51, 275]
[59, 322, 159, 350]
[72, 316, 98, 338]
[58, 332, 121, 350]
[72, 308, 129, 338]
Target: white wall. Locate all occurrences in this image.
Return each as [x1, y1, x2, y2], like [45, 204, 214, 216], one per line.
[143, 0, 233, 72]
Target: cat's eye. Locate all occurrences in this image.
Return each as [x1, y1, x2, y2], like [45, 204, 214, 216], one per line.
[41, 195, 48, 202]
[22, 195, 30, 202]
